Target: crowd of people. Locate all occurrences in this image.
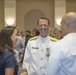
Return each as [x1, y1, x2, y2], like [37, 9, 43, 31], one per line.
[0, 11, 76, 75]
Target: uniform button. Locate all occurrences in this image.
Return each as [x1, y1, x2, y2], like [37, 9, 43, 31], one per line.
[42, 41, 44, 43]
[34, 52, 36, 54]
[40, 67, 42, 69]
[41, 58, 43, 60]
[42, 40, 44, 43]
[41, 50, 43, 51]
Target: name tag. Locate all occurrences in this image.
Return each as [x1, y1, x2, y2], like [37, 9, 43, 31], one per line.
[32, 47, 39, 49]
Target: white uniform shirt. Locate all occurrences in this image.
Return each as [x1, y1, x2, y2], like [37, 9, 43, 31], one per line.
[22, 35, 57, 75]
[46, 33, 76, 75]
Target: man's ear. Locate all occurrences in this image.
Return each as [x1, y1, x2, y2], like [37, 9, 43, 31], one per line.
[65, 21, 70, 28]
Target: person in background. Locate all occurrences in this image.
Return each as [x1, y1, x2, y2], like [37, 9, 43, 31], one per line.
[31, 28, 40, 37]
[15, 27, 25, 67]
[49, 27, 60, 39]
[0, 26, 18, 75]
[22, 17, 58, 75]
[25, 30, 31, 39]
[46, 12, 76, 75]
[25, 30, 32, 48]
[20, 30, 32, 67]
[25, 28, 40, 48]
[20, 31, 25, 42]
[16, 26, 20, 36]
[15, 28, 25, 53]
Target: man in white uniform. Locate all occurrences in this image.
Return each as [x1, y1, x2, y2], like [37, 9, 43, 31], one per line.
[22, 17, 58, 75]
[46, 12, 76, 75]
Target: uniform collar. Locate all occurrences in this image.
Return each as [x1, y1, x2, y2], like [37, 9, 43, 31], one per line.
[64, 33, 76, 39]
[39, 35, 50, 42]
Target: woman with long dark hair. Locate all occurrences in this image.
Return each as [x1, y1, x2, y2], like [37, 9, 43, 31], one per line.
[0, 26, 18, 75]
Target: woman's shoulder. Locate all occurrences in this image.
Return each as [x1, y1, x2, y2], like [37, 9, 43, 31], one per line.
[4, 51, 13, 55]
[3, 51, 15, 60]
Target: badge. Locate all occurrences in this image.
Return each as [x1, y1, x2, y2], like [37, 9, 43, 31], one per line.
[46, 48, 50, 57]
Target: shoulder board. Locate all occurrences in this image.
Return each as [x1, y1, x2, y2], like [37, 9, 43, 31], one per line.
[50, 37, 59, 42]
[29, 36, 38, 41]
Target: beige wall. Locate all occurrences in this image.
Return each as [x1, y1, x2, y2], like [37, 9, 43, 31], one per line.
[66, 0, 76, 13]
[0, 0, 4, 30]
[16, 0, 54, 31]
[0, 0, 76, 31]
